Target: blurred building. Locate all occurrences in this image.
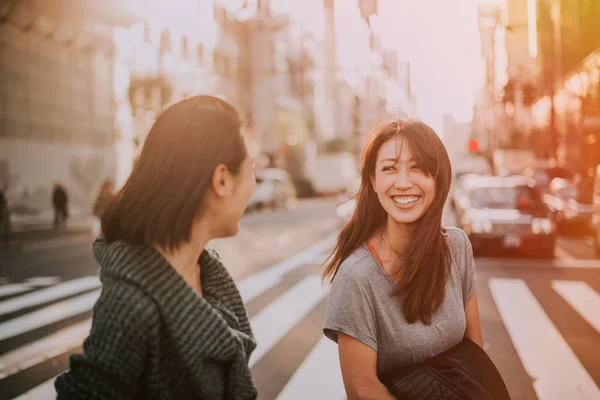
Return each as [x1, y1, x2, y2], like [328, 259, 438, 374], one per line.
[0, 0, 144, 217]
[474, 2, 508, 157]
[531, 0, 600, 174]
[443, 113, 473, 165]
[0, 0, 417, 217]
[475, 0, 544, 157]
[118, 0, 253, 183]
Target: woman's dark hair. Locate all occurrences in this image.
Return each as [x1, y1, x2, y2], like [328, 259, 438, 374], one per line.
[322, 120, 453, 325]
[102, 95, 247, 250]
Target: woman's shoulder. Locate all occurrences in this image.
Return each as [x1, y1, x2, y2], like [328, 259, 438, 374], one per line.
[336, 244, 379, 280]
[444, 226, 470, 250]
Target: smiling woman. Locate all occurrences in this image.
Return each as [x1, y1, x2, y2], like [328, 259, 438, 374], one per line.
[323, 120, 453, 324]
[320, 119, 507, 399]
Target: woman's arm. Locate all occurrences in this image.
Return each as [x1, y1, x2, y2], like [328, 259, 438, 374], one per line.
[464, 291, 484, 347]
[338, 333, 396, 400]
[55, 283, 155, 399]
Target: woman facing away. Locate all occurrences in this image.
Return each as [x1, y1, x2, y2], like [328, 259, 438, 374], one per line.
[322, 119, 484, 399]
[55, 95, 258, 399]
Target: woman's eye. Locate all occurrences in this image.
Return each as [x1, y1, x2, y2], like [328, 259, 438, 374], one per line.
[411, 165, 423, 171]
[382, 166, 395, 172]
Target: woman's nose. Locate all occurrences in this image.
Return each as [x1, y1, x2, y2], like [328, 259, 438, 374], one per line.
[394, 169, 414, 190]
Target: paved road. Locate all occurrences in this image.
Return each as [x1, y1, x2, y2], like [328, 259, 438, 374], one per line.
[1, 199, 599, 400]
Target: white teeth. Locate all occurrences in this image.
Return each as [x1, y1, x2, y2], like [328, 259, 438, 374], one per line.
[392, 196, 419, 205]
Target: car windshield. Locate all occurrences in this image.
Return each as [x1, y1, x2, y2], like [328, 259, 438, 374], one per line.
[469, 186, 544, 210]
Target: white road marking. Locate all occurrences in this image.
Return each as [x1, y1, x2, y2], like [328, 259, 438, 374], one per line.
[0, 276, 100, 317]
[0, 284, 34, 298]
[24, 277, 61, 286]
[552, 281, 600, 334]
[0, 319, 91, 379]
[12, 377, 56, 400]
[0, 290, 100, 342]
[489, 278, 600, 400]
[237, 233, 336, 303]
[276, 337, 346, 400]
[476, 258, 600, 269]
[249, 275, 328, 367]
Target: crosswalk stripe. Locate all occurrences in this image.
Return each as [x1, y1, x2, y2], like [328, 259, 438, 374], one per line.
[552, 281, 600, 334]
[238, 233, 336, 303]
[476, 257, 600, 268]
[249, 275, 328, 367]
[0, 276, 100, 317]
[0, 290, 100, 342]
[238, 274, 281, 304]
[12, 377, 56, 400]
[0, 319, 91, 379]
[489, 278, 600, 400]
[23, 277, 61, 286]
[276, 337, 345, 400]
[0, 284, 33, 298]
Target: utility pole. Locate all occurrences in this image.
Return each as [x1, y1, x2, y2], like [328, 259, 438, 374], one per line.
[549, 0, 562, 162]
[323, 0, 337, 139]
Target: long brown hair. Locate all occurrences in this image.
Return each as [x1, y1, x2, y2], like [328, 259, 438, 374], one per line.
[322, 120, 453, 325]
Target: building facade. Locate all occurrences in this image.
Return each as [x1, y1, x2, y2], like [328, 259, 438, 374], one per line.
[0, 0, 141, 218]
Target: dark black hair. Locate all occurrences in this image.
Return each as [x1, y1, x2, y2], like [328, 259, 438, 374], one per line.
[102, 95, 247, 250]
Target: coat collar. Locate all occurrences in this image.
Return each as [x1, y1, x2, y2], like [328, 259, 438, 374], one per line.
[93, 237, 257, 399]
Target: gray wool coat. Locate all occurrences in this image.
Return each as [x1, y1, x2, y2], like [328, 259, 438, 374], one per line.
[55, 238, 257, 400]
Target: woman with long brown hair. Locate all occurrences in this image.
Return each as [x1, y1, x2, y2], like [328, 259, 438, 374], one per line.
[323, 119, 484, 399]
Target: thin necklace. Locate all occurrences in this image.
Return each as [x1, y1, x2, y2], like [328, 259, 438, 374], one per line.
[382, 233, 405, 258]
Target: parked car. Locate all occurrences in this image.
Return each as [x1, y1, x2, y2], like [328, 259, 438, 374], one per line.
[247, 168, 297, 211]
[454, 175, 556, 258]
[543, 177, 593, 234]
[451, 173, 486, 211]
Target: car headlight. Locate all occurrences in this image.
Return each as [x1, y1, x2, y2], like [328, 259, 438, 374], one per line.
[472, 220, 493, 233]
[532, 218, 553, 234]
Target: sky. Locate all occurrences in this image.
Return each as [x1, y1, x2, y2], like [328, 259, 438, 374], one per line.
[269, 0, 496, 135]
[379, 0, 501, 135]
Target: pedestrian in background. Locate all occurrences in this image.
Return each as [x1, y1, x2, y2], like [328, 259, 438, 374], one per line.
[322, 120, 507, 399]
[0, 185, 10, 247]
[55, 95, 258, 400]
[52, 183, 68, 229]
[91, 180, 115, 237]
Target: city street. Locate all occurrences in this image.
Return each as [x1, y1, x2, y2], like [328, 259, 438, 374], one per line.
[0, 198, 599, 400]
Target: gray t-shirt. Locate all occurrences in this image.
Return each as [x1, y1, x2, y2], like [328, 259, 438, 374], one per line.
[323, 227, 476, 376]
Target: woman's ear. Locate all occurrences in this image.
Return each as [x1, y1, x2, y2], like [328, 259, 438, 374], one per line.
[211, 164, 234, 198]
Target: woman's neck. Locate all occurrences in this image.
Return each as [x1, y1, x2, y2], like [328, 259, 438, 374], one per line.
[383, 217, 415, 256]
[155, 220, 212, 295]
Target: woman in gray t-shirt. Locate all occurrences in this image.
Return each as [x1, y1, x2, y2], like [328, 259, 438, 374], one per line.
[322, 119, 483, 399]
